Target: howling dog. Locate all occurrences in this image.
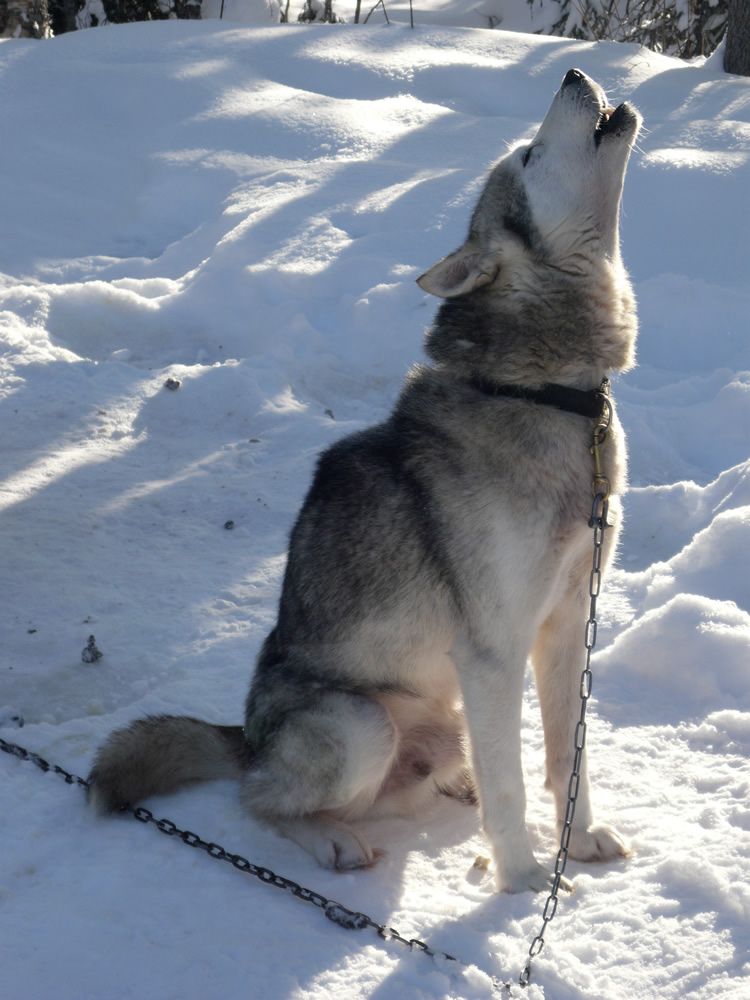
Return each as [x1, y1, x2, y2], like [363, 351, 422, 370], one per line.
[89, 69, 640, 893]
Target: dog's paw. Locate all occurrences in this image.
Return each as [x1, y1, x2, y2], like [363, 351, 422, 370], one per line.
[274, 816, 382, 871]
[318, 826, 380, 871]
[497, 862, 574, 895]
[566, 824, 630, 863]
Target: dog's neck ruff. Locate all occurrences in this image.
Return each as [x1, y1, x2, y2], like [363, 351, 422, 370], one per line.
[469, 375, 611, 420]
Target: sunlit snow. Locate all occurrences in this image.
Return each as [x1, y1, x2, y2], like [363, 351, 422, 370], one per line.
[1, 15, 748, 1000]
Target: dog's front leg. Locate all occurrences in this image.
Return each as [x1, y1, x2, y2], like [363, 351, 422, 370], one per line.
[533, 589, 630, 863]
[453, 633, 561, 893]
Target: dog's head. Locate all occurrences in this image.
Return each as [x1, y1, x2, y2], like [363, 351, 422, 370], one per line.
[418, 69, 641, 299]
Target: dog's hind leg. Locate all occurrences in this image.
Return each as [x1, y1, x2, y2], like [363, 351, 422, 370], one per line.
[532, 585, 630, 863]
[241, 691, 397, 870]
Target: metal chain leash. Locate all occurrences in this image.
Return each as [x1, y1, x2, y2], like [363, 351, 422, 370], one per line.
[0, 737, 91, 791]
[519, 390, 613, 989]
[0, 735, 468, 966]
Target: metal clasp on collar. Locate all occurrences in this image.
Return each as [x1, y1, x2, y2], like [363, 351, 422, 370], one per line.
[590, 380, 612, 503]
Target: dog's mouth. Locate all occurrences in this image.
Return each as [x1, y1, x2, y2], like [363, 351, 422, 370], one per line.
[594, 102, 639, 146]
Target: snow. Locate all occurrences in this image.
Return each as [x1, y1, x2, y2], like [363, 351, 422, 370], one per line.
[1, 16, 749, 1000]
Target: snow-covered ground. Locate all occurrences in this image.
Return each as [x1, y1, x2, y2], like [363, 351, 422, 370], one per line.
[1, 19, 749, 1000]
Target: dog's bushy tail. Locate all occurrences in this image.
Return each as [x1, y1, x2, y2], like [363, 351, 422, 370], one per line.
[88, 715, 248, 813]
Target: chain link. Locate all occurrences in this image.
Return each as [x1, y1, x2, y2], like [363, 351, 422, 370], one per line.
[0, 735, 477, 974]
[519, 401, 613, 988]
[0, 737, 91, 789]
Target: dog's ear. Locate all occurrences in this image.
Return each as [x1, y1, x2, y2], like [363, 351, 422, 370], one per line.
[416, 243, 499, 298]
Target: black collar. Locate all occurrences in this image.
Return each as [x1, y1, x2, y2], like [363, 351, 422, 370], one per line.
[469, 375, 611, 420]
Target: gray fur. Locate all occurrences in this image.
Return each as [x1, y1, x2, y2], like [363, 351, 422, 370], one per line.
[88, 716, 247, 813]
[89, 70, 641, 891]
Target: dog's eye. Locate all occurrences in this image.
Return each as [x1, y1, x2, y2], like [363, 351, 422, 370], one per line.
[522, 146, 534, 167]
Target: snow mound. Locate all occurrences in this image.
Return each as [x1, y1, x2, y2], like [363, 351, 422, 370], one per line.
[645, 506, 750, 612]
[596, 594, 750, 725]
[621, 460, 750, 567]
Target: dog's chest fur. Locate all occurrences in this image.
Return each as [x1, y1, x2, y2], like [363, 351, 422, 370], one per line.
[404, 370, 621, 530]
[325, 371, 624, 700]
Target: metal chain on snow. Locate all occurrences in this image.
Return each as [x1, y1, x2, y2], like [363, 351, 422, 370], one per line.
[0, 738, 91, 791]
[0, 735, 522, 994]
[0, 735, 464, 968]
[518, 391, 613, 989]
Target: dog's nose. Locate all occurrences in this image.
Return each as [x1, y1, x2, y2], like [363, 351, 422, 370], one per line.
[562, 68, 586, 88]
